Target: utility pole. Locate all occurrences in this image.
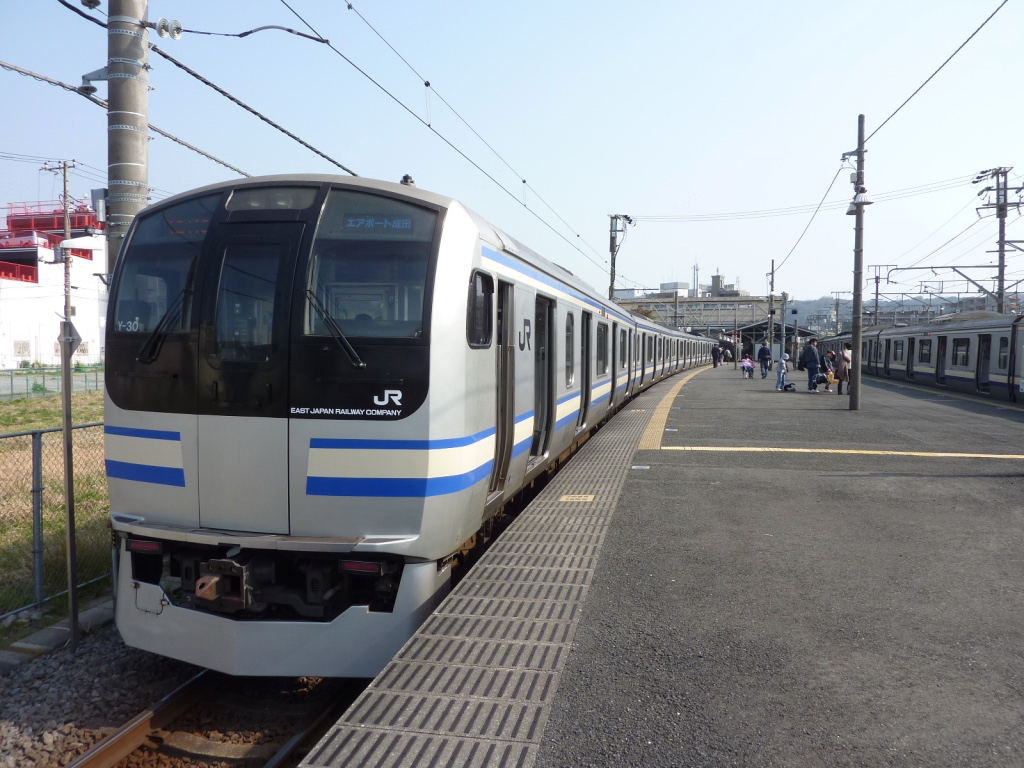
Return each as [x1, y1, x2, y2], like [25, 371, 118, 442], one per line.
[107, 0, 150, 273]
[42, 160, 80, 649]
[868, 265, 894, 324]
[831, 292, 845, 334]
[973, 168, 1024, 313]
[608, 214, 633, 300]
[767, 259, 775, 354]
[844, 114, 871, 411]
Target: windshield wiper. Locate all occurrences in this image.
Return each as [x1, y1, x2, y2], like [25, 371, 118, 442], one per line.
[136, 288, 188, 364]
[306, 289, 367, 369]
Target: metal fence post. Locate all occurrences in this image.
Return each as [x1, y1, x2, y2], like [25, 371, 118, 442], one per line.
[31, 431, 44, 608]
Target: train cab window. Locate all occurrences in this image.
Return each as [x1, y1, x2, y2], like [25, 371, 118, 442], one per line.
[918, 339, 931, 363]
[213, 242, 280, 362]
[998, 337, 1009, 370]
[305, 189, 437, 339]
[565, 313, 575, 387]
[952, 338, 969, 367]
[112, 193, 219, 335]
[596, 323, 609, 374]
[466, 271, 493, 348]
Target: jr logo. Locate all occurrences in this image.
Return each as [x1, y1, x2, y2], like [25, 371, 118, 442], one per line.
[373, 389, 403, 406]
[518, 318, 532, 351]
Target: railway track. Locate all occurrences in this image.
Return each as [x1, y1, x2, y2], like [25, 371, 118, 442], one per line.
[67, 670, 364, 767]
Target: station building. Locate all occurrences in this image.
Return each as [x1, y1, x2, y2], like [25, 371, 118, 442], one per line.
[0, 201, 107, 368]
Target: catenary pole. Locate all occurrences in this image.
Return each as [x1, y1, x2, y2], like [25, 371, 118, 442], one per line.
[850, 114, 866, 411]
[107, 0, 150, 275]
[60, 161, 79, 649]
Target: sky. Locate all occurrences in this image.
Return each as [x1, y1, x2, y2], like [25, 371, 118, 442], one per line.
[2, 1, 1022, 313]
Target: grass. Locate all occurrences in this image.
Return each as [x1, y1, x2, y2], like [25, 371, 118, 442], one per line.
[0, 390, 104, 434]
[0, 389, 111, 629]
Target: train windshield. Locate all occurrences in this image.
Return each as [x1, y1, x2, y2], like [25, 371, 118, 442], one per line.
[305, 189, 437, 339]
[112, 194, 219, 334]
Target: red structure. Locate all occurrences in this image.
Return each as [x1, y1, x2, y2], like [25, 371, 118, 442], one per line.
[0, 201, 104, 282]
[6, 201, 102, 232]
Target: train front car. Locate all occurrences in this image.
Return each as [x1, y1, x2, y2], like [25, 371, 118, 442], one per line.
[105, 176, 484, 677]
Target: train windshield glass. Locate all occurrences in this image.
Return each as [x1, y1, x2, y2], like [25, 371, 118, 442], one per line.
[305, 189, 437, 339]
[112, 194, 219, 334]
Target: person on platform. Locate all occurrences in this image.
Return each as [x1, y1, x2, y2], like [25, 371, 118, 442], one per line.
[776, 353, 789, 390]
[740, 354, 755, 378]
[835, 342, 852, 395]
[799, 338, 821, 392]
[711, 346, 721, 367]
[757, 341, 772, 379]
[821, 349, 836, 392]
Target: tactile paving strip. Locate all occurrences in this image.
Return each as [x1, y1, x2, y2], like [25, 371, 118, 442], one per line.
[302, 405, 651, 768]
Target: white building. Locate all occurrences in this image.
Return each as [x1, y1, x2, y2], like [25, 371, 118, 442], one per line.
[0, 202, 107, 369]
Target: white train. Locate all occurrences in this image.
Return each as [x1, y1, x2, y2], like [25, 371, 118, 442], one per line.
[820, 311, 1024, 400]
[104, 175, 712, 677]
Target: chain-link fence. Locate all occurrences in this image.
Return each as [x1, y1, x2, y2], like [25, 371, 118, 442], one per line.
[0, 422, 110, 623]
[0, 368, 105, 402]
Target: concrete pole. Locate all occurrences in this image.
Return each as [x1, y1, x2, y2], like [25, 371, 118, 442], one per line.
[997, 168, 1007, 313]
[107, 0, 150, 274]
[60, 162, 79, 649]
[850, 114, 866, 411]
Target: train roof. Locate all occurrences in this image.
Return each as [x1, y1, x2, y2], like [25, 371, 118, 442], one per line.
[142, 175, 709, 341]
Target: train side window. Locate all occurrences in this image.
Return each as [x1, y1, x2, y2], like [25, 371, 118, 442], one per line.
[565, 313, 575, 387]
[952, 338, 969, 367]
[894, 340, 904, 362]
[466, 271, 493, 348]
[998, 337, 1009, 370]
[618, 328, 627, 370]
[918, 339, 931, 363]
[112, 193, 219, 335]
[596, 322, 609, 375]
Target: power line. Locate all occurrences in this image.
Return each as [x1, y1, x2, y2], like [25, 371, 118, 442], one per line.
[277, 0, 611, 275]
[340, 2, 606, 265]
[866, 0, 1009, 143]
[149, 44, 359, 176]
[0, 59, 250, 178]
[52, 0, 358, 176]
[631, 174, 975, 222]
[775, 166, 844, 273]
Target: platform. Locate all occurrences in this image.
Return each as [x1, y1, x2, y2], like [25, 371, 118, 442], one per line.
[302, 365, 1024, 768]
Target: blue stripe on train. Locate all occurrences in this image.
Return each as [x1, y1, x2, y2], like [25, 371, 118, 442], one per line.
[106, 459, 186, 487]
[306, 461, 493, 498]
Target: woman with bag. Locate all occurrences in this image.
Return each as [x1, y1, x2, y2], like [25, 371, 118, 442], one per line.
[821, 350, 836, 392]
[835, 342, 852, 395]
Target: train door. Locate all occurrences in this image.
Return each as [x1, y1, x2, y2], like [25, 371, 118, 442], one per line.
[907, 337, 915, 380]
[883, 339, 891, 376]
[576, 312, 592, 430]
[639, 333, 647, 384]
[488, 281, 515, 496]
[976, 334, 991, 394]
[530, 296, 554, 460]
[610, 322, 618, 402]
[195, 222, 302, 534]
[935, 336, 947, 386]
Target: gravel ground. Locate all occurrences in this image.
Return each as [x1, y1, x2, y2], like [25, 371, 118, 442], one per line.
[0, 623, 199, 767]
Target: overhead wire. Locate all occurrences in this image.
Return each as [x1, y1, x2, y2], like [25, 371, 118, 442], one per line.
[865, 0, 1010, 144]
[775, 166, 844, 274]
[0, 59, 251, 178]
[340, 2, 607, 266]
[51, 0, 357, 176]
[277, 0, 612, 276]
